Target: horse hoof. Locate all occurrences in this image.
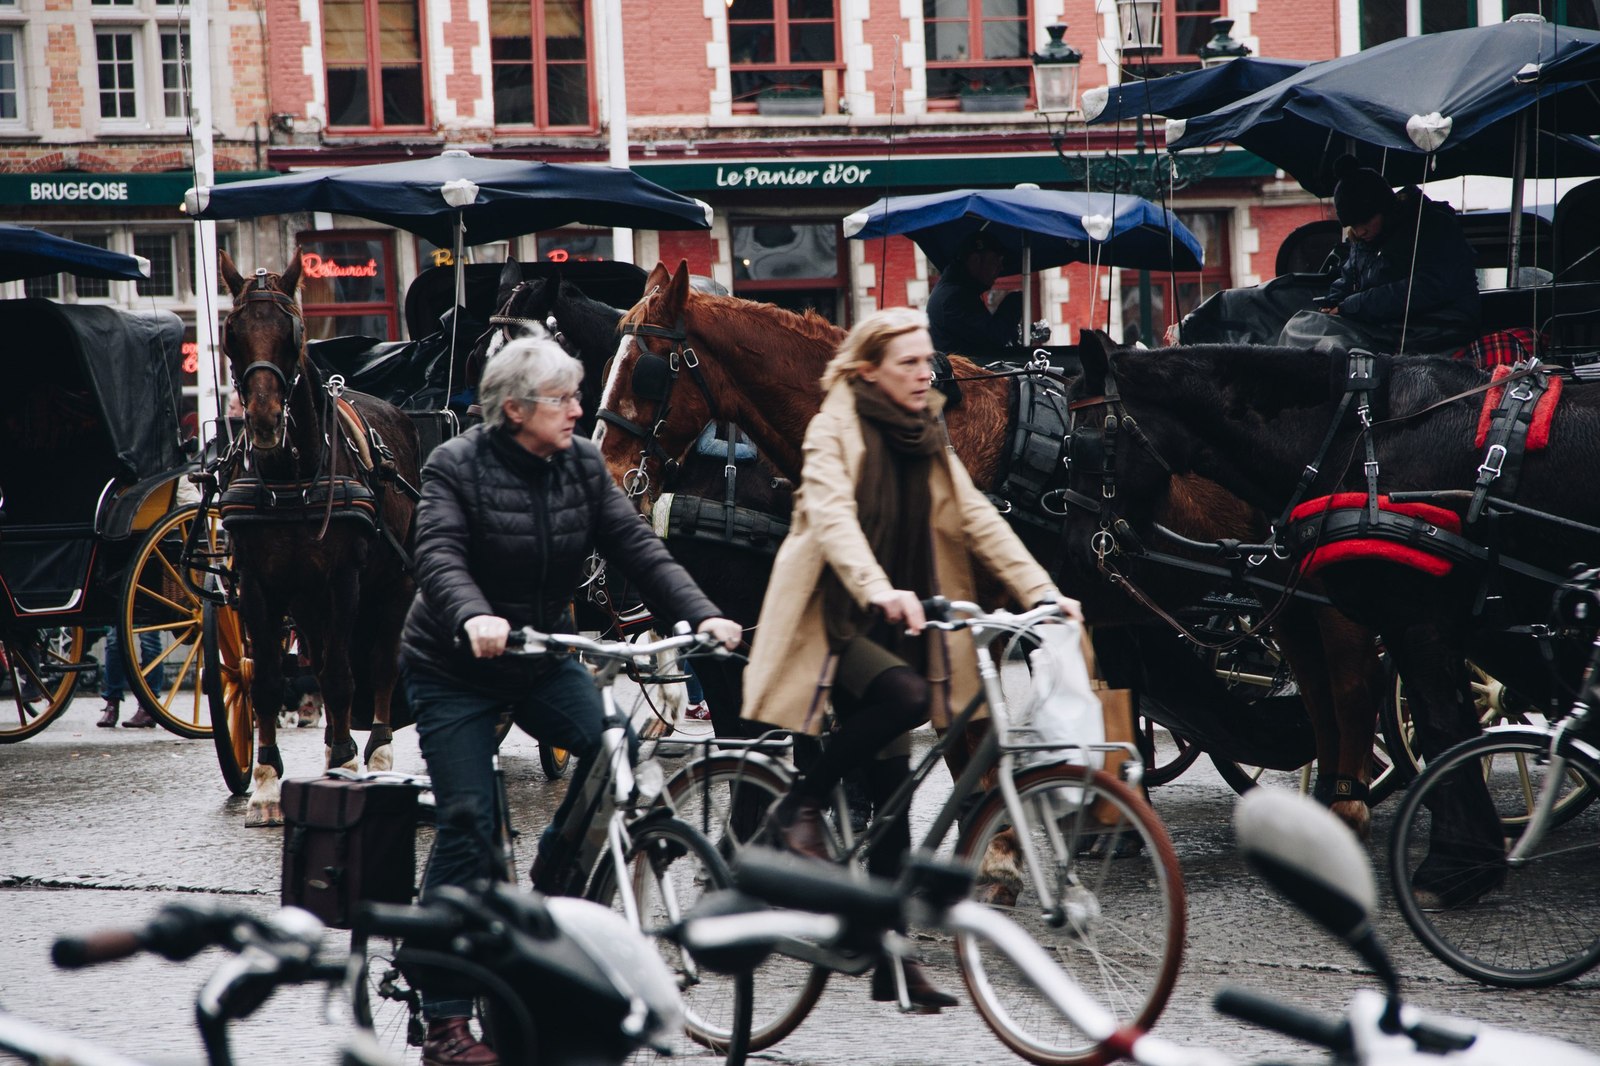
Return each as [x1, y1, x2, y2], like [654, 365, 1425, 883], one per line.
[327, 747, 360, 772]
[1331, 799, 1372, 841]
[972, 879, 1021, 908]
[367, 745, 394, 773]
[246, 802, 283, 828]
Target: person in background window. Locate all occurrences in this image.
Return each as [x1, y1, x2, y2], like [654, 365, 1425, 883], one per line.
[925, 231, 1023, 362]
[1278, 155, 1480, 354]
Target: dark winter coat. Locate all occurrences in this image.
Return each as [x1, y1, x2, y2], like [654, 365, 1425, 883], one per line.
[1326, 188, 1480, 333]
[925, 268, 1022, 360]
[400, 424, 720, 694]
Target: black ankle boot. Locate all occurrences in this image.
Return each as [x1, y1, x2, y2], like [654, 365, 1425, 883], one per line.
[870, 956, 958, 1011]
[766, 791, 832, 861]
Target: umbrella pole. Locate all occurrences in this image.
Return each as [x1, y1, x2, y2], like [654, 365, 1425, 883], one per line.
[1022, 242, 1033, 345]
[1507, 111, 1529, 290]
[447, 211, 465, 407]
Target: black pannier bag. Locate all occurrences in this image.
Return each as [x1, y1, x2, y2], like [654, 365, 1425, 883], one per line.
[281, 774, 421, 928]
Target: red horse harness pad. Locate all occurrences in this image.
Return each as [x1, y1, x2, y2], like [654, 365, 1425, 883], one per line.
[1474, 364, 1562, 450]
[1288, 493, 1465, 577]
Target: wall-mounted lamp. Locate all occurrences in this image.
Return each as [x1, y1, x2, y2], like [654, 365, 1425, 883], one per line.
[1031, 24, 1083, 114]
[269, 112, 296, 135]
[1197, 18, 1251, 67]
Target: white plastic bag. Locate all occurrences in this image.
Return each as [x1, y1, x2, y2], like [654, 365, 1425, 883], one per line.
[1022, 621, 1104, 772]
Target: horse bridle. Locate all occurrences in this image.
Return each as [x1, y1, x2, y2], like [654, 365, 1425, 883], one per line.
[596, 318, 722, 503]
[222, 272, 307, 454]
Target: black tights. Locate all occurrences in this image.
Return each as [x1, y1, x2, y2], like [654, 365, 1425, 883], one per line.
[795, 666, 929, 878]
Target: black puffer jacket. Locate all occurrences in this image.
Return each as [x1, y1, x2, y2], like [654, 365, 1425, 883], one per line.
[400, 425, 720, 694]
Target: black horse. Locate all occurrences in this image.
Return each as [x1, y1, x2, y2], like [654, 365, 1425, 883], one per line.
[218, 251, 421, 827]
[1077, 334, 1599, 897]
[470, 263, 791, 736]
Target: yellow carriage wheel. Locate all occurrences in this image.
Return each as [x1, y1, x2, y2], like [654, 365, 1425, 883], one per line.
[0, 627, 86, 742]
[119, 503, 221, 738]
[204, 601, 256, 796]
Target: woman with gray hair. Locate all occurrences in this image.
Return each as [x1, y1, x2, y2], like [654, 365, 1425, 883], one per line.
[398, 334, 741, 1066]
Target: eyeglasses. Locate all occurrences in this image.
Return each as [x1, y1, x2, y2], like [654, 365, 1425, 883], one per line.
[521, 391, 583, 409]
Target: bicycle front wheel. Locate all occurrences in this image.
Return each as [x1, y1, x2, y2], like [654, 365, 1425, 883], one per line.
[662, 753, 830, 1052]
[586, 815, 752, 1063]
[1390, 729, 1600, 987]
[955, 763, 1186, 1066]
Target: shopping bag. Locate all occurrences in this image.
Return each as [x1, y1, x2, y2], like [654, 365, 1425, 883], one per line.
[1023, 620, 1105, 771]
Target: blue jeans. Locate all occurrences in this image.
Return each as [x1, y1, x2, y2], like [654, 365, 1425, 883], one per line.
[404, 658, 612, 1020]
[684, 661, 704, 704]
[101, 629, 164, 702]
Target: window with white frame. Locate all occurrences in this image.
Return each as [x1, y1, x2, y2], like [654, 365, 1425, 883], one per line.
[0, 22, 22, 126]
[1503, 0, 1599, 26]
[90, 0, 191, 128]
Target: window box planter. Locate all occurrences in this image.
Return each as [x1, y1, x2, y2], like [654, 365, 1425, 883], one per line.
[757, 92, 825, 117]
[959, 91, 1029, 113]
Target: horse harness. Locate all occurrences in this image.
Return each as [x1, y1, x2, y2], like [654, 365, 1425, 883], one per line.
[195, 273, 422, 580]
[1066, 347, 1582, 640]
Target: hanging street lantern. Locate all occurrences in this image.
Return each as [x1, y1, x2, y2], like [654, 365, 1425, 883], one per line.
[1116, 0, 1162, 54]
[1197, 17, 1252, 67]
[1032, 23, 1084, 114]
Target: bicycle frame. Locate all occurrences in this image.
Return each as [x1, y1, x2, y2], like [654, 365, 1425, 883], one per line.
[830, 610, 1141, 926]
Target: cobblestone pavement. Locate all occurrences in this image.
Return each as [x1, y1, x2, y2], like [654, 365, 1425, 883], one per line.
[2, 694, 1597, 1065]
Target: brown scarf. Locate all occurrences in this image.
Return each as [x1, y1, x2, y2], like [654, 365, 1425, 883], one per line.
[823, 378, 946, 649]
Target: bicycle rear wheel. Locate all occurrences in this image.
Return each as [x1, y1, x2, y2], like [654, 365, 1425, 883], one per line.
[661, 753, 830, 1052]
[586, 815, 752, 1064]
[1389, 729, 1600, 987]
[955, 762, 1186, 1066]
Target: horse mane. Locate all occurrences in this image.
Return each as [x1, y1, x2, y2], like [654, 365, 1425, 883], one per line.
[621, 289, 845, 360]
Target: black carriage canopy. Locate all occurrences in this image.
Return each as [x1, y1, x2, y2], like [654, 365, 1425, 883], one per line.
[1, 299, 185, 485]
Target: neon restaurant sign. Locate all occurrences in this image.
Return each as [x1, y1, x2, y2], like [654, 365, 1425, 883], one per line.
[299, 253, 379, 279]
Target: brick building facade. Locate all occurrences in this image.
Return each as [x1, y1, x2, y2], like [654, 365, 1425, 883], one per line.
[1, 0, 1584, 355]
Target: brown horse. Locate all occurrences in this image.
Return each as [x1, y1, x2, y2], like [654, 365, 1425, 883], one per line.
[596, 261, 1386, 832]
[218, 251, 421, 827]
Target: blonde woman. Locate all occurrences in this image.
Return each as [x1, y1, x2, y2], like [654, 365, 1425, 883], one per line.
[741, 306, 1080, 1009]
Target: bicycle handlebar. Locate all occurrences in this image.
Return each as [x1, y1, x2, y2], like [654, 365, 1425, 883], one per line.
[503, 626, 722, 660]
[52, 903, 317, 970]
[733, 850, 904, 929]
[1214, 987, 1352, 1055]
[917, 596, 1065, 632]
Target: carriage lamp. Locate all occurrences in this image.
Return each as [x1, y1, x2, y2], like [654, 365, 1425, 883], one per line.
[1031, 24, 1083, 115]
[1115, 0, 1161, 54]
[1197, 18, 1251, 67]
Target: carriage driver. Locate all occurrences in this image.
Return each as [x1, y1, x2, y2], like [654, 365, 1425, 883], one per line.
[742, 307, 1082, 1011]
[398, 334, 741, 1066]
[1278, 154, 1481, 355]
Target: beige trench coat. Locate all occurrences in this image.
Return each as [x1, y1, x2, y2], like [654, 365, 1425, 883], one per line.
[742, 381, 1057, 735]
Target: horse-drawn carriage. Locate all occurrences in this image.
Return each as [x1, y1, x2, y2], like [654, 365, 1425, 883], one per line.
[0, 297, 222, 741]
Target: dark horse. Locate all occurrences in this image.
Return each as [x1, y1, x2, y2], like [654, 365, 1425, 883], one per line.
[219, 251, 421, 827]
[1058, 332, 1389, 834]
[1075, 338, 1600, 892]
[595, 262, 1388, 833]
[471, 262, 792, 735]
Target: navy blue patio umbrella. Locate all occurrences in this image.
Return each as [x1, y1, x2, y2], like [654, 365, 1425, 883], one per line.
[843, 187, 1203, 274]
[1164, 18, 1600, 196]
[0, 224, 149, 282]
[844, 186, 1203, 330]
[182, 150, 713, 247]
[1081, 57, 1311, 125]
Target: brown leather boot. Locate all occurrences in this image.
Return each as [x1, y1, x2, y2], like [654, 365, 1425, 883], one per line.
[422, 1017, 499, 1066]
[96, 700, 119, 728]
[767, 793, 831, 861]
[870, 956, 959, 1011]
[122, 705, 157, 728]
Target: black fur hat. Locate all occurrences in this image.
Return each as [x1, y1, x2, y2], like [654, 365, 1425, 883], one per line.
[1332, 154, 1396, 227]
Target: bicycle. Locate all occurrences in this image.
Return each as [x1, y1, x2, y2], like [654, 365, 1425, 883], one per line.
[486, 623, 751, 1062]
[659, 598, 1186, 1066]
[1, 901, 393, 1066]
[1389, 577, 1600, 987]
